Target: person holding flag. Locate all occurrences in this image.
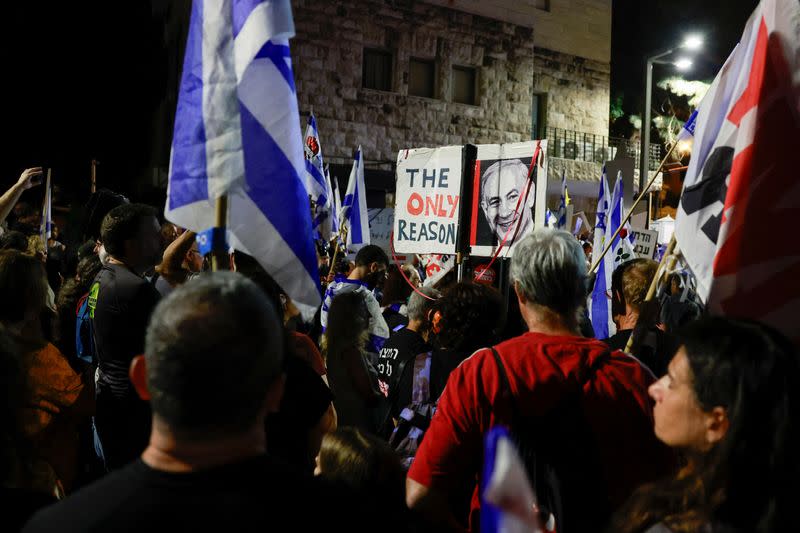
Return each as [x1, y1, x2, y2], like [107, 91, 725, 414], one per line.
[164, 0, 320, 318]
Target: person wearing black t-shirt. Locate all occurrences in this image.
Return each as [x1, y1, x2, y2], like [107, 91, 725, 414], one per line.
[24, 273, 360, 533]
[376, 287, 440, 400]
[88, 204, 163, 470]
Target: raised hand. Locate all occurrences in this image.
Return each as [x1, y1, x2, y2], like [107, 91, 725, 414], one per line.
[17, 167, 44, 190]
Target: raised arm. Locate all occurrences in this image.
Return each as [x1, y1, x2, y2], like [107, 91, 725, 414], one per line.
[156, 229, 197, 286]
[0, 167, 42, 225]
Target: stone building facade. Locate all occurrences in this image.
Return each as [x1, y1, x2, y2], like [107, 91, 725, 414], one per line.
[290, 0, 613, 196]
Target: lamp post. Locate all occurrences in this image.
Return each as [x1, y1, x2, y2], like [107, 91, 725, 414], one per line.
[640, 35, 703, 194]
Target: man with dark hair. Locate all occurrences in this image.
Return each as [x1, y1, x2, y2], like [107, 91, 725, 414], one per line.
[88, 203, 162, 469]
[603, 258, 678, 377]
[321, 244, 391, 353]
[23, 273, 352, 532]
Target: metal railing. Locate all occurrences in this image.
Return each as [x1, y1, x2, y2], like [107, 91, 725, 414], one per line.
[545, 127, 662, 171]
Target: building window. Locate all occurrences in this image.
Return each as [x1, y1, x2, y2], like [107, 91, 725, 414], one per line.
[409, 58, 436, 98]
[452, 66, 477, 105]
[534, 0, 550, 11]
[531, 92, 547, 139]
[362, 48, 393, 91]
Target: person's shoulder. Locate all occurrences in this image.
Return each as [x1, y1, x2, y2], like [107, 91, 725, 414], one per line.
[22, 462, 146, 533]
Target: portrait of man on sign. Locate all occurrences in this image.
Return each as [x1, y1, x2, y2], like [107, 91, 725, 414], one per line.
[476, 158, 535, 247]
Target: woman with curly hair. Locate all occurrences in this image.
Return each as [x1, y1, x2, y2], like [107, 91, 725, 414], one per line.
[611, 316, 800, 533]
[388, 282, 503, 421]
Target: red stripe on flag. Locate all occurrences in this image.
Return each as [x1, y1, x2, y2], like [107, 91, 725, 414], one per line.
[470, 160, 481, 246]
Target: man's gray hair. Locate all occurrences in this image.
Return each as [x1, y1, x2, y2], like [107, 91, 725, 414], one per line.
[407, 286, 441, 322]
[510, 228, 588, 317]
[145, 271, 284, 435]
[480, 159, 529, 199]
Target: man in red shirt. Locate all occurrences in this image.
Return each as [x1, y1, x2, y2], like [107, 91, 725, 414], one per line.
[406, 228, 673, 532]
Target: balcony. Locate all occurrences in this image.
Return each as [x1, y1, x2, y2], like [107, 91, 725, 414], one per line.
[545, 127, 662, 171]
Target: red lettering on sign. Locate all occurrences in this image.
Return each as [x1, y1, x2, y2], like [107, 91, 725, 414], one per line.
[407, 193, 424, 216]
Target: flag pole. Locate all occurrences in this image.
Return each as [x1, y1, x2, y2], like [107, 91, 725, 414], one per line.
[624, 235, 679, 353]
[589, 141, 679, 273]
[211, 194, 229, 272]
[41, 168, 51, 250]
[327, 225, 348, 284]
[91, 159, 97, 194]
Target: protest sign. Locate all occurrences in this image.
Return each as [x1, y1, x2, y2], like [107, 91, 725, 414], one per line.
[367, 208, 406, 262]
[419, 253, 455, 287]
[470, 140, 548, 258]
[630, 227, 659, 259]
[394, 146, 463, 254]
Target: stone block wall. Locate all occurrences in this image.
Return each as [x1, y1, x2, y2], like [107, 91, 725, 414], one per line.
[533, 47, 610, 136]
[291, 0, 611, 188]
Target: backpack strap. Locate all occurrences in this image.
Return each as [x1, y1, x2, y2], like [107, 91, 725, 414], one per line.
[490, 347, 519, 421]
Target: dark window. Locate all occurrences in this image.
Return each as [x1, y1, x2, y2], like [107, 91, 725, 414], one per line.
[409, 58, 436, 98]
[362, 48, 393, 91]
[452, 66, 477, 105]
[531, 93, 547, 139]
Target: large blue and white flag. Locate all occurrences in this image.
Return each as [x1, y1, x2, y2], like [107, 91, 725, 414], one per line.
[326, 164, 340, 239]
[304, 113, 331, 239]
[341, 147, 369, 252]
[590, 172, 635, 339]
[481, 427, 543, 533]
[165, 0, 320, 316]
[40, 170, 52, 244]
[555, 170, 568, 230]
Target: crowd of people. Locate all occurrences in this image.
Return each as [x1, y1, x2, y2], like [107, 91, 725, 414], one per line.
[1, 167, 799, 533]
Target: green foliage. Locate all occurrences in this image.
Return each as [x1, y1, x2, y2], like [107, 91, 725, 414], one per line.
[610, 94, 625, 122]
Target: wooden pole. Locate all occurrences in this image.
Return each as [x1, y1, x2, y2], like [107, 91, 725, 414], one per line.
[211, 194, 229, 272]
[623, 235, 678, 353]
[91, 160, 97, 194]
[589, 141, 679, 273]
[328, 225, 348, 282]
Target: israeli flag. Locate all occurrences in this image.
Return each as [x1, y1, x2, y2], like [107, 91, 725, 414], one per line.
[589, 167, 611, 338]
[676, 109, 698, 142]
[326, 164, 340, 239]
[590, 172, 636, 339]
[481, 427, 543, 533]
[40, 170, 52, 243]
[556, 170, 568, 229]
[304, 113, 331, 239]
[165, 0, 320, 316]
[341, 147, 369, 252]
[545, 208, 557, 228]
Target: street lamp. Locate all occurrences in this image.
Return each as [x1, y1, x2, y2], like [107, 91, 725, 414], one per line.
[640, 35, 703, 193]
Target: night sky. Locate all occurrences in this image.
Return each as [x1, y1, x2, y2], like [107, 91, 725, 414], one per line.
[611, 0, 759, 135]
[1, 1, 760, 204]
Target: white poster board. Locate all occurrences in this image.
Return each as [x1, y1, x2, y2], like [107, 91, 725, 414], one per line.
[470, 140, 548, 257]
[393, 145, 463, 254]
[418, 254, 456, 287]
[630, 227, 659, 259]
